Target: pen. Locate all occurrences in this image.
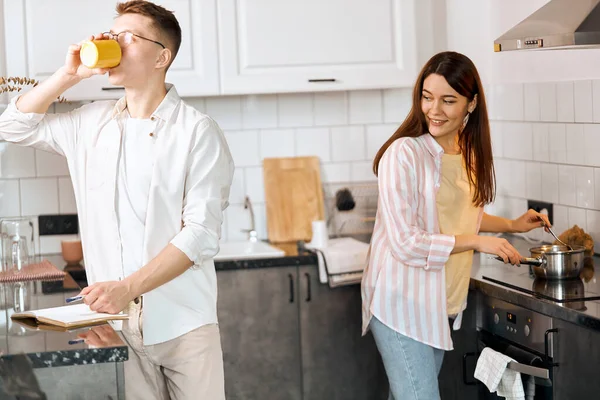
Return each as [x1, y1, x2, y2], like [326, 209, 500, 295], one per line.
[65, 295, 86, 304]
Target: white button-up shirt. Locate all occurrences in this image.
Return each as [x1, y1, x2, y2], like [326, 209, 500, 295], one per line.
[0, 85, 235, 345]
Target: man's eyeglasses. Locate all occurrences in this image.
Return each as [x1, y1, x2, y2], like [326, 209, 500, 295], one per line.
[102, 31, 165, 49]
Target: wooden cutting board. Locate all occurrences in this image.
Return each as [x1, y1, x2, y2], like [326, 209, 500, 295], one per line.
[263, 156, 325, 243]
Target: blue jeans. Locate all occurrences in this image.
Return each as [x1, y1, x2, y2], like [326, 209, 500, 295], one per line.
[370, 317, 445, 400]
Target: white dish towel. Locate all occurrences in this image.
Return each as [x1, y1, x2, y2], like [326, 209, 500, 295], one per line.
[474, 347, 525, 400]
[307, 237, 369, 284]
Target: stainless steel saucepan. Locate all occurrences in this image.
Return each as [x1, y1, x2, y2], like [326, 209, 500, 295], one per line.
[494, 244, 585, 280]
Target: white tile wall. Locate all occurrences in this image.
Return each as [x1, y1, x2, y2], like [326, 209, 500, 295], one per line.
[491, 80, 600, 253]
[0, 89, 411, 253]
[5, 80, 600, 253]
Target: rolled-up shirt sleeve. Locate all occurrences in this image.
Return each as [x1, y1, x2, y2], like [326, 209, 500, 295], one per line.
[378, 140, 455, 270]
[0, 95, 80, 156]
[170, 117, 234, 264]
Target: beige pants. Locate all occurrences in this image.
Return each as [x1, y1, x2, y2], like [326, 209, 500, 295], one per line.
[121, 299, 225, 400]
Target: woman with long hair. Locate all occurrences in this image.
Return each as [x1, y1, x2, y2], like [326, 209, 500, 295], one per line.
[361, 51, 549, 399]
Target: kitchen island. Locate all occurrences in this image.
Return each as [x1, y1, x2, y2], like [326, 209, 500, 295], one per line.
[0, 255, 128, 399]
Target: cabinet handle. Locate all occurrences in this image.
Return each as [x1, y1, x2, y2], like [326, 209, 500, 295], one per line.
[101, 87, 125, 91]
[304, 272, 311, 302]
[544, 328, 559, 366]
[288, 273, 294, 303]
[462, 352, 477, 385]
[308, 79, 336, 83]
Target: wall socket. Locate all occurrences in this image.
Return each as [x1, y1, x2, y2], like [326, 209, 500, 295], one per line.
[527, 200, 554, 224]
[38, 214, 79, 236]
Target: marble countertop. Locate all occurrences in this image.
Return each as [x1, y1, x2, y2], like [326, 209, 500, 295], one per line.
[0, 255, 128, 368]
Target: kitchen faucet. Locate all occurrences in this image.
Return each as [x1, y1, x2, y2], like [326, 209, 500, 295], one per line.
[241, 196, 258, 242]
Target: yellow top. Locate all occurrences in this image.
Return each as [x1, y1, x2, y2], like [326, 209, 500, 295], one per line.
[436, 153, 481, 315]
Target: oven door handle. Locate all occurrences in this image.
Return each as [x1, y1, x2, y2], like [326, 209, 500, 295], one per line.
[463, 352, 478, 385]
[507, 361, 550, 379]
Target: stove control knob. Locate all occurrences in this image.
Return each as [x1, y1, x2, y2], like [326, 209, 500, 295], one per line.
[524, 325, 530, 337]
[494, 313, 499, 324]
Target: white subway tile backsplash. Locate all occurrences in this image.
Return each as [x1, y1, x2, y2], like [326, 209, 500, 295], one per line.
[245, 167, 265, 204]
[494, 159, 510, 197]
[583, 124, 600, 167]
[331, 126, 366, 162]
[525, 162, 541, 200]
[574, 80, 593, 123]
[539, 83, 558, 122]
[351, 161, 376, 182]
[366, 125, 395, 160]
[586, 209, 600, 251]
[593, 80, 600, 123]
[565, 124, 584, 165]
[349, 90, 383, 124]
[540, 164, 559, 204]
[524, 83, 540, 121]
[568, 207, 587, 231]
[508, 160, 527, 197]
[556, 82, 575, 123]
[225, 205, 249, 242]
[39, 234, 79, 255]
[0, 143, 35, 178]
[595, 168, 600, 209]
[575, 167, 595, 208]
[20, 178, 58, 216]
[494, 84, 524, 121]
[503, 122, 532, 160]
[314, 92, 348, 126]
[295, 128, 331, 162]
[35, 150, 69, 177]
[260, 129, 295, 159]
[321, 163, 351, 183]
[0, 180, 20, 217]
[224, 130, 260, 167]
[228, 169, 246, 205]
[58, 177, 77, 214]
[553, 205, 569, 239]
[383, 88, 411, 124]
[548, 124, 567, 163]
[242, 95, 278, 129]
[532, 123, 549, 162]
[278, 94, 314, 128]
[507, 197, 527, 220]
[254, 203, 268, 240]
[489, 121, 504, 158]
[205, 96, 242, 130]
[558, 165, 578, 206]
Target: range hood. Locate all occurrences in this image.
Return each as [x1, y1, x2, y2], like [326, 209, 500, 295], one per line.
[494, 0, 600, 52]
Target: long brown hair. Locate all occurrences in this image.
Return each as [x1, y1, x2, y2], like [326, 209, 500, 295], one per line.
[373, 51, 495, 207]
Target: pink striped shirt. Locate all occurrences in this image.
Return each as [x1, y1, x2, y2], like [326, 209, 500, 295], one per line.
[362, 133, 475, 351]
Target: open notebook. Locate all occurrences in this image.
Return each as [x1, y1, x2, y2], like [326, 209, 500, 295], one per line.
[11, 304, 129, 329]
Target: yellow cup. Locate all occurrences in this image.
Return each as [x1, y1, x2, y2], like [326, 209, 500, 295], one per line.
[80, 39, 122, 68]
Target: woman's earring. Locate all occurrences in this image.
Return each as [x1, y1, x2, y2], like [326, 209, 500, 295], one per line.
[461, 112, 470, 130]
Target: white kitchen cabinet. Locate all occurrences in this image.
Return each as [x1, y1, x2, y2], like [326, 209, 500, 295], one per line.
[3, 0, 219, 101]
[217, 0, 420, 95]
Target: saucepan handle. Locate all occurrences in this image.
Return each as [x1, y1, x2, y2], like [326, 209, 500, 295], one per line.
[492, 256, 545, 266]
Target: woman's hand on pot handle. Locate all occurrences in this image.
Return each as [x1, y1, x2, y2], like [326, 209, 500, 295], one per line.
[476, 236, 522, 265]
[511, 209, 551, 233]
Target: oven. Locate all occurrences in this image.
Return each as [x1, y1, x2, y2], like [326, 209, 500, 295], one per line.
[464, 296, 557, 400]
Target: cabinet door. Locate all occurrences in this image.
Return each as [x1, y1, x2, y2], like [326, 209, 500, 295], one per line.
[217, 0, 418, 95]
[552, 318, 600, 400]
[217, 266, 302, 400]
[438, 291, 479, 400]
[298, 265, 388, 400]
[3, 0, 219, 101]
